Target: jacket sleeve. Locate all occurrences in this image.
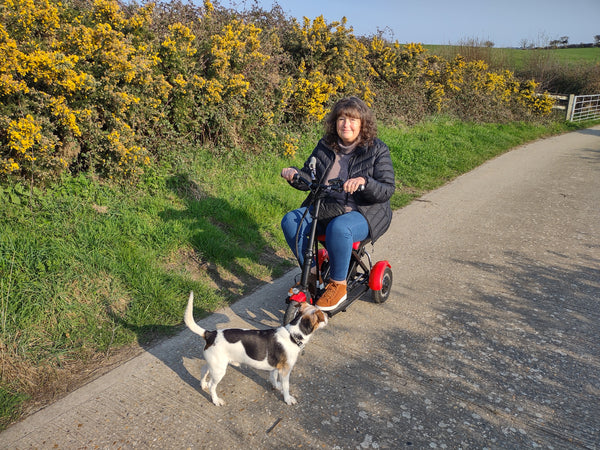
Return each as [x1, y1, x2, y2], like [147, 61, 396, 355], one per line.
[358, 141, 396, 204]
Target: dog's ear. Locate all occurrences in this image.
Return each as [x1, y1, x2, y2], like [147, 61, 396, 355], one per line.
[314, 308, 327, 325]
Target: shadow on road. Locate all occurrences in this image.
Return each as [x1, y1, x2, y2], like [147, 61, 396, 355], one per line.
[300, 248, 600, 447]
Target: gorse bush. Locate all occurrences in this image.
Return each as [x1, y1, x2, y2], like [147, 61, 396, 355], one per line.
[1, 0, 555, 183]
[1, 0, 158, 180]
[281, 16, 374, 123]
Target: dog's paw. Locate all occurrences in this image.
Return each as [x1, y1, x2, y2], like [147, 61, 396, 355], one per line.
[212, 397, 226, 406]
[284, 395, 297, 405]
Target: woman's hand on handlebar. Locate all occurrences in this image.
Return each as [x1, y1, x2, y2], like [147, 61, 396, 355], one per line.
[343, 177, 366, 194]
[281, 167, 298, 182]
[282, 168, 363, 192]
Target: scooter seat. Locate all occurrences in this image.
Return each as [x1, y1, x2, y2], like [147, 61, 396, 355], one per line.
[317, 234, 362, 250]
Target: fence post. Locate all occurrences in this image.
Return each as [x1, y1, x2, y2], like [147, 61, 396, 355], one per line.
[565, 94, 575, 121]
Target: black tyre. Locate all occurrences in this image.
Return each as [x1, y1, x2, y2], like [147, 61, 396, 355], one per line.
[371, 266, 392, 304]
[283, 301, 300, 325]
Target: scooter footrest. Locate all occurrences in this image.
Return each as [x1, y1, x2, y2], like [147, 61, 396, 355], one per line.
[325, 284, 369, 316]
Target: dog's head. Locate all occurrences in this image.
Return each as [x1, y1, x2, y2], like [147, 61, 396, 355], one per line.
[293, 302, 328, 334]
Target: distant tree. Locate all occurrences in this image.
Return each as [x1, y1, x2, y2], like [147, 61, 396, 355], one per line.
[519, 38, 536, 49]
[594, 35, 600, 46]
[483, 40, 494, 48]
[560, 36, 569, 46]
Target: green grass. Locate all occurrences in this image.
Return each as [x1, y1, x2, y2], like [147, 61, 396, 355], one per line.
[0, 116, 596, 429]
[0, 388, 28, 427]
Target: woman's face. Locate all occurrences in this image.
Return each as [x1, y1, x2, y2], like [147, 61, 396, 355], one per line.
[336, 114, 361, 146]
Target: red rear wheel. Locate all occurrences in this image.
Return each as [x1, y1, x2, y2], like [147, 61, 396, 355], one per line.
[371, 266, 392, 303]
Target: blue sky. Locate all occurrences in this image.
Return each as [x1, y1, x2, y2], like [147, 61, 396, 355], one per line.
[219, 0, 600, 48]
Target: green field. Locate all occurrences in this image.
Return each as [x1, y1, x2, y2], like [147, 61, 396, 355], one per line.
[426, 45, 600, 70]
[543, 47, 600, 64]
[504, 47, 600, 70]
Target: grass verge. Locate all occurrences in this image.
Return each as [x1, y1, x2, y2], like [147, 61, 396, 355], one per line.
[0, 117, 595, 429]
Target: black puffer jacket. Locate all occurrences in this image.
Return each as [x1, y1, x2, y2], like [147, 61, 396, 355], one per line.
[288, 138, 396, 243]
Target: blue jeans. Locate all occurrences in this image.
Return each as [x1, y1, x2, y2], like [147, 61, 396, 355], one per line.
[281, 208, 369, 281]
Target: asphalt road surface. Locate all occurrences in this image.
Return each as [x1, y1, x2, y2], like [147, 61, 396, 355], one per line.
[2, 126, 599, 449]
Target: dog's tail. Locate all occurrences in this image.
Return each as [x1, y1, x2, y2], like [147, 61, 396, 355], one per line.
[184, 291, 207, 338]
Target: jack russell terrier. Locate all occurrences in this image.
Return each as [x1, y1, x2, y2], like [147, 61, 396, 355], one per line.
[184, 292, 327, 405]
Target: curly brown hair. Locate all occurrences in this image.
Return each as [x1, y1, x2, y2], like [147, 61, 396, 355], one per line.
[323, 96, 378, 150]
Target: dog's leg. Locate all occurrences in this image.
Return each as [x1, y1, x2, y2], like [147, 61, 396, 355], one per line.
[200, 364, 210, 391]
[207, 364, 227, 406]
[278, 367, 296, 405]
[269, 369, 282, 391]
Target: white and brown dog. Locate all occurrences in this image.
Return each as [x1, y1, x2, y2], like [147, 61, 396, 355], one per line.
[184, 292, 327, 405]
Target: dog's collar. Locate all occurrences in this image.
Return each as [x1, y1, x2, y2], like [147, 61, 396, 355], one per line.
[289, 333, 305, 349]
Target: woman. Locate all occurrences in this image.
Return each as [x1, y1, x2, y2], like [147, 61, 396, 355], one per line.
[281, 96, 395, 312]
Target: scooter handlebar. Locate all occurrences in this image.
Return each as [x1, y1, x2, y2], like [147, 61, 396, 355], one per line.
[292, 174, 364, 193]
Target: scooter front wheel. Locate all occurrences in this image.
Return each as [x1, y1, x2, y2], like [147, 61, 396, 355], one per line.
[283, 301, 301, 325]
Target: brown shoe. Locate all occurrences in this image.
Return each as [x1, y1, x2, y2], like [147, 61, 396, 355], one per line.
[315, 281, 347, 311]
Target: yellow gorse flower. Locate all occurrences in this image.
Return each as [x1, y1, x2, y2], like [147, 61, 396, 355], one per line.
[25, 50, 89, 93]
[2, 158, 20, 173]
[7, 115, 41, 153]
[283, 134, 299, 157]
[4, 0, 61, 37]
[49, 96, 82, 136]
[210, 19, 269, 75]
[162, 23, 197, 57]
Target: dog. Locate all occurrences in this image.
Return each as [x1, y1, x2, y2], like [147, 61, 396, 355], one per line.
[184, 292, 327, 405]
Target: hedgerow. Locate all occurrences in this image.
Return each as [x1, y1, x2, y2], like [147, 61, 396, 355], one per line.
[0, 0, 555, 183]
